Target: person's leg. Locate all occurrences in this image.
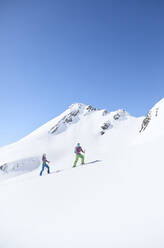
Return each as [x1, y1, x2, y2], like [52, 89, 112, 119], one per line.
[73, 154, 80, 167]
[40, 164, 45, 176]
[45, 164, 50, 174]
[79, 154, 84, 164]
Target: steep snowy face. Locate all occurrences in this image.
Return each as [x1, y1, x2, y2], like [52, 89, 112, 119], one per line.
[99, 109, 130, 135]
[139, 98, 164, 139]
[48, 102, 130, 136]
[49, 103, 96, 134]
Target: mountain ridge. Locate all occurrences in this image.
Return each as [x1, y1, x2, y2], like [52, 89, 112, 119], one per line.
[1, 98, 164, 180]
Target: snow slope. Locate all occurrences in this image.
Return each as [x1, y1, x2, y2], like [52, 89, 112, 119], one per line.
[0, 100, 164, 248]
[0, 103, 140, 178]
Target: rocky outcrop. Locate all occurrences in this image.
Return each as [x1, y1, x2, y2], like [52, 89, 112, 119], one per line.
[113, 113, 120, 120]
[139, 107, 159, 133]
[86, 105, 97, 112]
[113, 110, 126, 120]
[0, 157, 40, 174]
[49, 111, 80, 134]
[0, 163, 7, 172]
[49, 103, 130, 136]
[49, 104, 97, 135]
[139, 112, 151, 132]
[102, 110, 108, 116]
[100, 121, 112, 135]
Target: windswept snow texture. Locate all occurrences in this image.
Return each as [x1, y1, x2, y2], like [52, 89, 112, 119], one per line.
[0, 100, 164, 248]
[0, 157, 40, 181]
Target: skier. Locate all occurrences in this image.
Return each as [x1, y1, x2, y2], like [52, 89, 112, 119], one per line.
[40, 153, 50, 176]
[73, 143, 85, 167]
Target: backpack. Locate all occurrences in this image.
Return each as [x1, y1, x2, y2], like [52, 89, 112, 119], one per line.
[42, 155, 46, 162]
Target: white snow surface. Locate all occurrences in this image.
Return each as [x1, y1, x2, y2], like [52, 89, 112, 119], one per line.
[0, 101, 164, 247]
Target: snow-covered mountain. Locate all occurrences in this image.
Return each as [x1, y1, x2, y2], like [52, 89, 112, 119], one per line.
[0, 99, 164, 248]
[0, 102, 140, 179]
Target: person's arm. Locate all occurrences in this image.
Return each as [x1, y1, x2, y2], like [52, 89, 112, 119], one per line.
[81, 147, 85, 153]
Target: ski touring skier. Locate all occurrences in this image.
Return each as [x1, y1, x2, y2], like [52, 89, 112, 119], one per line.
[40, 153, 50, 176]
[73, 143, 85, 167]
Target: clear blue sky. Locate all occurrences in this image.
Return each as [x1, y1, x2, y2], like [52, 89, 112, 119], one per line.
[0, 0, 164, 146]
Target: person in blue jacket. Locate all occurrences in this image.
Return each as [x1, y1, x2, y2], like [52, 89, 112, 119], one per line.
[40, 153, 50, 176]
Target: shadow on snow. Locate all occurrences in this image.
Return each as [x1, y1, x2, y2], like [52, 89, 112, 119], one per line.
[48, 160, 102, 175]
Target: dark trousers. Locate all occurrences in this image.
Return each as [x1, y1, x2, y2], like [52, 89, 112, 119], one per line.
[40, 162, 50, 176]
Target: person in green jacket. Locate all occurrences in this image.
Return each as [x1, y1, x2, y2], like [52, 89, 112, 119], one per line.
[73, 143, 85, 167]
